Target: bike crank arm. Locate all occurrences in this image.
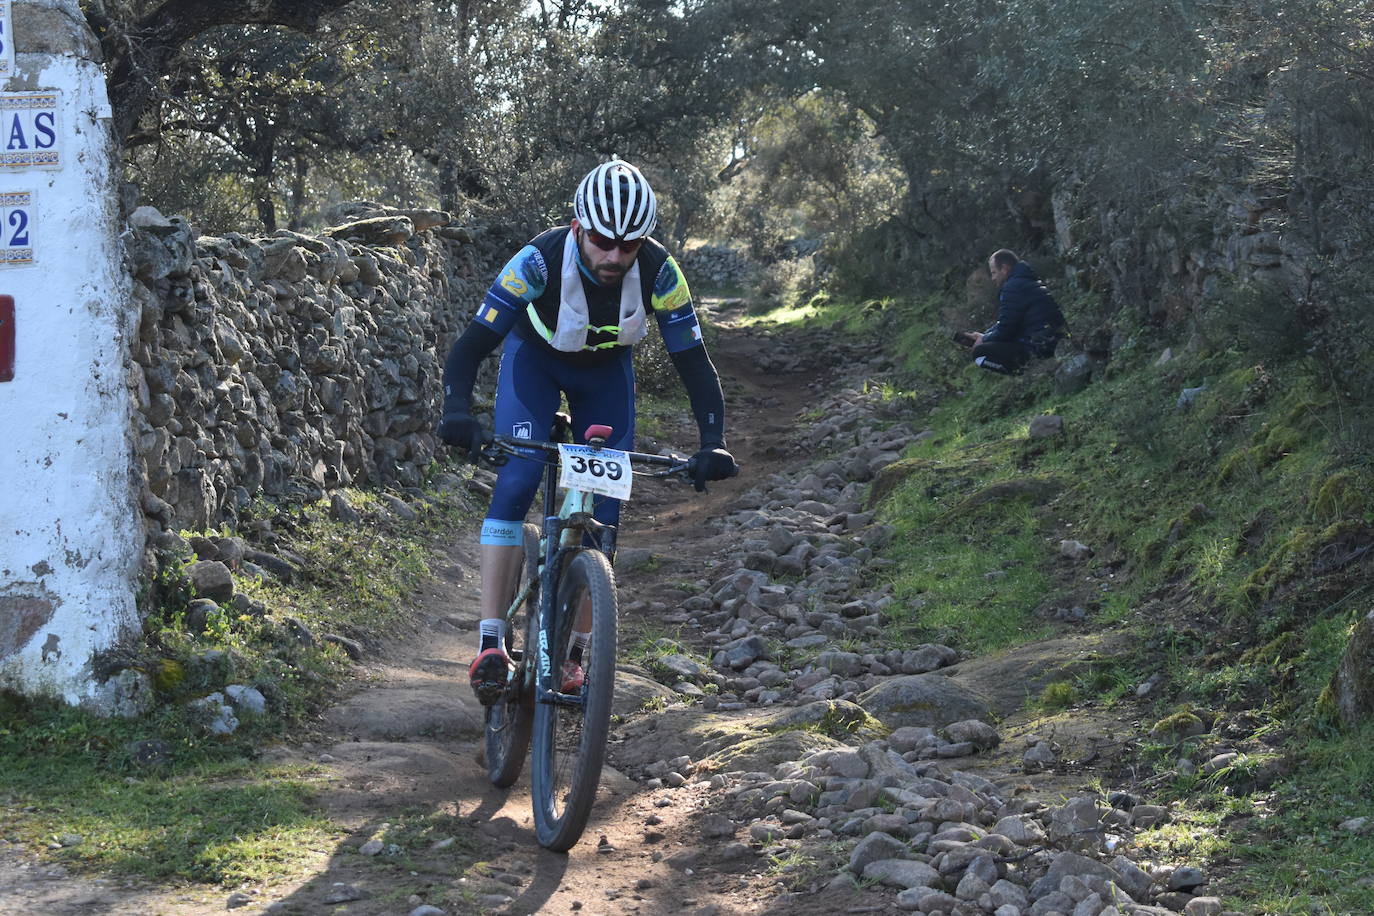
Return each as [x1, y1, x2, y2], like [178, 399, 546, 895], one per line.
[536, 687, 587, 709]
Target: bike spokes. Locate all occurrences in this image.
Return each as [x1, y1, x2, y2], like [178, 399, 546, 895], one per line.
[531, 549, 617, 851]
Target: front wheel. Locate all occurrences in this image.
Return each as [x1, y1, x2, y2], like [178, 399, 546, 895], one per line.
[484, 523, 542, 788]
[530, 548, 617, 851]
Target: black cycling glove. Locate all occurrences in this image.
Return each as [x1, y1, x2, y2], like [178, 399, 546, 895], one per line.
[437, 411, 490, 460]
[688, 446, 738, 493]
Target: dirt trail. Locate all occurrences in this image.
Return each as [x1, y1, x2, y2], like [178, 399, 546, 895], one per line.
[0, 302, 1144, 915]
[244, 302, 834, 916]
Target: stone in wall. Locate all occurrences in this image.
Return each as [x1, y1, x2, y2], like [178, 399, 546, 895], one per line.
[124, 206, 512, 545]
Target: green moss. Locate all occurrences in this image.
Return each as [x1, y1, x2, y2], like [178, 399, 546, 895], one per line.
[1150, 707, 1206, 739]
[1215, 447, 1256, 485]
[1312, 469, 1374, 522]
[867, 456, 937, 507]
[1257, 423, 1304, 461]
[1239, 631, 1299, 668]
[1242, 524, 1322, 602]
[1281, 393, 1328, 427]
[148, 658, 187, 693]
[1039, 681, 1077, 709]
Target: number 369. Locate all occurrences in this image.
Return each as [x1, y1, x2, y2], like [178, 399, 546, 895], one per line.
[567, 455, 624, 480]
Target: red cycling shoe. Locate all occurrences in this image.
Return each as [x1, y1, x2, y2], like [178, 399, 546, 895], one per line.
[469, 647, 513, 706]
[560, 659, 585, 693]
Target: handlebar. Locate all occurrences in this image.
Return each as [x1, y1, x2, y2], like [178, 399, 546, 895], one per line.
[479, 434, 693, 480]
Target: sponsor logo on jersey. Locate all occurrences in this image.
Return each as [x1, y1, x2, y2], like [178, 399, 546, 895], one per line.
[480, 518, 522, 546]
[512, 421, 533, 439]
[501, 267, 529, 297]
[657, 283, 691, 312]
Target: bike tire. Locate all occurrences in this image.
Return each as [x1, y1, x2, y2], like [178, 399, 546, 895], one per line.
[531, 548, 618, 851]
[484, 523, 542, 788]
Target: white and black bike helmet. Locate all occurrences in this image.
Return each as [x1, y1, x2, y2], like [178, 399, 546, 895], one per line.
[573, 160, 657, 241]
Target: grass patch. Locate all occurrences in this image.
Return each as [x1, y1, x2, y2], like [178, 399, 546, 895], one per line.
[0, 692, 332, 885]
[765, 842, 845, 889]
[1038, 681, 1077, 710]
[842, 282, 1374, 912]
[1157, 726, 1374, 913]
[879, 471, 1055, 652]
[0, 474, 489, 887]
[622, 627, 712, 686]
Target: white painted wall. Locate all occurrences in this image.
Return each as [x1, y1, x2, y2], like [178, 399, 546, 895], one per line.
[0, 0, 141, 708]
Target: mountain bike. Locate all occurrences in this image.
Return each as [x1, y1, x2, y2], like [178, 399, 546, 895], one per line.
[478, 416, 690, 852]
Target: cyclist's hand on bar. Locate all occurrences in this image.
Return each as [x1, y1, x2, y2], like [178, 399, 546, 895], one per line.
[438, 411, 490, 460]
[688, 446, 738, 492]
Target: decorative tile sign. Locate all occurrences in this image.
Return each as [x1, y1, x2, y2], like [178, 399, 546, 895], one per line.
[0, 92, 59, 169]
[0, 190, 34, 265]
[0, 3, 12, 82]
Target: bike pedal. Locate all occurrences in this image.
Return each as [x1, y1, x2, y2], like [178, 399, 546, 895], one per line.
[473, 680, 506, 706]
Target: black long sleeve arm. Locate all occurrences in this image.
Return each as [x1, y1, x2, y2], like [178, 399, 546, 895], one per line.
[441, 322, 504, 414]
[668, 344, 726, 449]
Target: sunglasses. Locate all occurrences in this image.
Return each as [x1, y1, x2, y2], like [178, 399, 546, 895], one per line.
[582, 227, 642, 254]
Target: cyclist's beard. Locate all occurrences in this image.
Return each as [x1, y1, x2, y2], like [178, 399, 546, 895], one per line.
[594, 265, 625, 285]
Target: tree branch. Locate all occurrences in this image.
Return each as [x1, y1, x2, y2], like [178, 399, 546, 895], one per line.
[92, 0, 358, 145]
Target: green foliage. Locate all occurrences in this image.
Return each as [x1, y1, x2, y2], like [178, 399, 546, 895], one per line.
[633, 324, 676, 398]
[0, 478, 488, 886]
[1073, 659, 1138, 705]
[1039, 681, 1077, 710]
[1311, 469, 1374, 524]
[111, 0, 748, 234]
[1218, 725, 1374, 913]
[840, 246, 1374, 910]
[710, 92, 905, 257]
[0, 691, 331, 884]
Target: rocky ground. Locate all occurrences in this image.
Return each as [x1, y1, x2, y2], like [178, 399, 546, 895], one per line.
[0, 302, 1245, 915]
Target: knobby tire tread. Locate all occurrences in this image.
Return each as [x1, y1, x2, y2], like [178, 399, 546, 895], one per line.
[531, 548, 617, 851]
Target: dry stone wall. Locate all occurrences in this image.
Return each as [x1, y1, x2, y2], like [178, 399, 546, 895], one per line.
[124, 206, 512, 556]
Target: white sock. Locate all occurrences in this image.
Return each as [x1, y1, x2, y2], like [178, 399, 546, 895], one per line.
[479, 618, 507, 651]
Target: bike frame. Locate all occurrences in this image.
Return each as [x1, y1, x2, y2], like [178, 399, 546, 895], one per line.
[488, 434, 681, 712]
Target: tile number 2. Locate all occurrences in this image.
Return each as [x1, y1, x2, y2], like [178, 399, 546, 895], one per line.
[7, 208, 27, 246]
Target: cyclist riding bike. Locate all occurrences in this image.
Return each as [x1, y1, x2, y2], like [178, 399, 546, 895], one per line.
[437, 159, 738, 704]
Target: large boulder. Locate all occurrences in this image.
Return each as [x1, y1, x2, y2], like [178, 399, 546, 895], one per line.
[698, 729, 842, 773]
[613, 669, 679, 720]
[323, 215, 414, 246]
[613, 700, 865, 769]
[856, 674, 992, 730]
[865, 457, 928, 509]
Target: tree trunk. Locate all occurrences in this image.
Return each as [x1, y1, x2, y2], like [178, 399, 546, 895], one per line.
[255, 179, 278, 233]
[287, 154, 309, 231]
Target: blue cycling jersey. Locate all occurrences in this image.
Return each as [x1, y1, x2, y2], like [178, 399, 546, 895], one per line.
[441, 225, 728, 546]
[472, 227, 704, 363]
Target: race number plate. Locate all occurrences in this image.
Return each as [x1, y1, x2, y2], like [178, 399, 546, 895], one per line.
[558, 444, 633, 500]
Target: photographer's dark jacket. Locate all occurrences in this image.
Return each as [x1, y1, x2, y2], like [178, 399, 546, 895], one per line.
[983, 262, 1068, 357]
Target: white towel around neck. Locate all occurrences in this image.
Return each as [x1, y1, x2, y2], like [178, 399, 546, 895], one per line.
[549, 229, 649, 352]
